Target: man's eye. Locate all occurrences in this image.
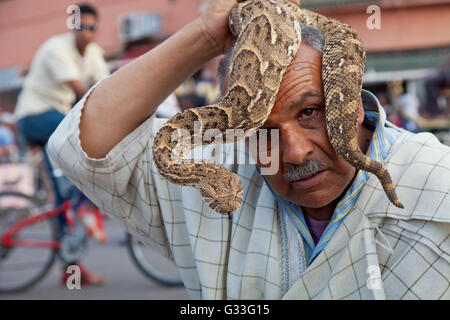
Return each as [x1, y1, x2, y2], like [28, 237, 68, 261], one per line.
[299, 108, 317, 119]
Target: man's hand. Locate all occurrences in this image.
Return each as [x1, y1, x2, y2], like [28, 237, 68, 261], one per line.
[198, 0, 238, 54]
[198, 0, 300, 54]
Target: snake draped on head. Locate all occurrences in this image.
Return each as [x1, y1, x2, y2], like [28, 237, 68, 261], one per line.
[152, 0, 404, 215]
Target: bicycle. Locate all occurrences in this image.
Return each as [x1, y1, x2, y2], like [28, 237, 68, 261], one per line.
[0, 188, 182, 293]
[125, 233, 183, 286]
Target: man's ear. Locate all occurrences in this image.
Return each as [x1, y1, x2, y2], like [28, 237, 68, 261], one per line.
[357, 98, 364, 126]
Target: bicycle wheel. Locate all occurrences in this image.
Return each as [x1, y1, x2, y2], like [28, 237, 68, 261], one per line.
[125, 233, 183, 286]
[0, 191, 58, 292]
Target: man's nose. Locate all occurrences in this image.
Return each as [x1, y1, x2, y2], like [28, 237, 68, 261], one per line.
[281, 123, 314, 165]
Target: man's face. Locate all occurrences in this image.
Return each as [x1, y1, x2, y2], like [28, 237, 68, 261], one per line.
[252, 43, 364, 209]
[74, 13, 98, 47]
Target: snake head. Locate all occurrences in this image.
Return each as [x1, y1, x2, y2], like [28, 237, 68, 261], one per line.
[198, 172, 243, 215]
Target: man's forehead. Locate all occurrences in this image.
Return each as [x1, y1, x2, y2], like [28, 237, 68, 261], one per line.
[291, 91, 322, 107]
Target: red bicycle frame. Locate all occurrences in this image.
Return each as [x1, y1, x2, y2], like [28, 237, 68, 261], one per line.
[1, 200, 76, 250]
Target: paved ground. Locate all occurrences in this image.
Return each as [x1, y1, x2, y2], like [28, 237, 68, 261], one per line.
[1, 218, 190, 300]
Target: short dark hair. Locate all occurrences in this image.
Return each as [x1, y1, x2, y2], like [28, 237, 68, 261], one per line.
[78, 3, 98, 18]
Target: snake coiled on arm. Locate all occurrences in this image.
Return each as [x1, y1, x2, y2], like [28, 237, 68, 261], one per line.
[152, 0, 404, 215]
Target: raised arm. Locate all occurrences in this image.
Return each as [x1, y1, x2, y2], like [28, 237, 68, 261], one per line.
[79, 0, 238, 159]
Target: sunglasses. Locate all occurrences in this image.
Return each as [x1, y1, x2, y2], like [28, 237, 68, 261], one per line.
[78, 23, 98, 32]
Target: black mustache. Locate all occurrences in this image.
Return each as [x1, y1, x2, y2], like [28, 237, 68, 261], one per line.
[284, 160, 327, 182]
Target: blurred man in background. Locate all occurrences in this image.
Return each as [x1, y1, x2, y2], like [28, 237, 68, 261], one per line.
[14, 3, 109, 285]
[423, 58, 450, 118]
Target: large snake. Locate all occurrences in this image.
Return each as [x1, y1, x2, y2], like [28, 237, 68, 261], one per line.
[152, 0, 404, 215]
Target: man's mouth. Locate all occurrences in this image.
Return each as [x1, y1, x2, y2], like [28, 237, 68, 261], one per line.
[292, 170, 325, 189]
[298, 173, 315, 180]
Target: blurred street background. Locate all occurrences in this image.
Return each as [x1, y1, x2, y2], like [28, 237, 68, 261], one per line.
[0, 0, 449, 300]
[1, 217, 190, 300]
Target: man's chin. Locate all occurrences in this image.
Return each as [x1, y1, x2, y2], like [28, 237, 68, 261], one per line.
[76, 38, 92, 47]
[287, 193, 338, 210]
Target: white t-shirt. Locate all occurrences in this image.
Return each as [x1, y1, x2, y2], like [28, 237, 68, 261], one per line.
[15, 32, 109, 119]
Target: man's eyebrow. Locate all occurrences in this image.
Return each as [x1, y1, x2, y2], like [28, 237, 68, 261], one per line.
[290, 91, 322, 111]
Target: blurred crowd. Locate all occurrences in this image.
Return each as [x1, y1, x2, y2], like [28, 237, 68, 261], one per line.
[374, 59, 450, 133]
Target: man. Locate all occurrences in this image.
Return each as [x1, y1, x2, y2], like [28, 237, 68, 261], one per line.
[47, 0, 450, 299]
[15, 3, 109, 285]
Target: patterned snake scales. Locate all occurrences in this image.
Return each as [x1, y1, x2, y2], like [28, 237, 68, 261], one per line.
[152, 0, 404, 215]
